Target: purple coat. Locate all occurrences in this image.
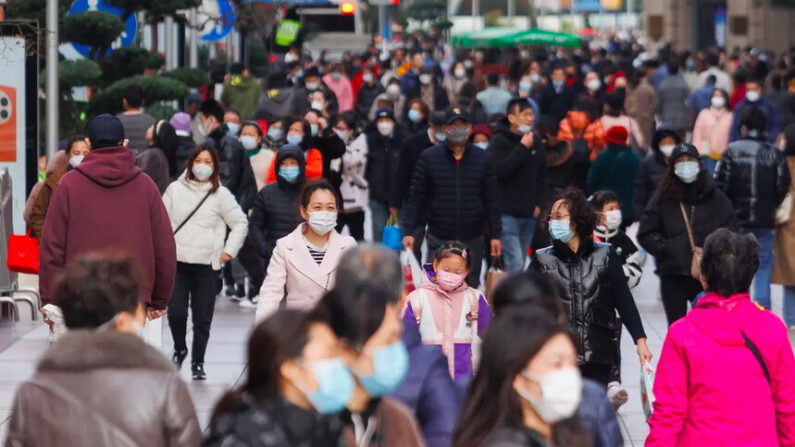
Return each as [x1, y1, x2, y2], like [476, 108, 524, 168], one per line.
[390, 320, 460, 447]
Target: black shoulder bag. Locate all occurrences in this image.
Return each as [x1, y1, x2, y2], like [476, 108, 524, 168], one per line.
[173, 191, 212, 235]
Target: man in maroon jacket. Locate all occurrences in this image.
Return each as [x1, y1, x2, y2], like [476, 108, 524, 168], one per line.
[39, 114, 176, 323]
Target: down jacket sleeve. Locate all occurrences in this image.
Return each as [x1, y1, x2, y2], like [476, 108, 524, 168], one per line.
[646, 332, 689, 446]
[637, 193, 667, 258]
[483, 156, 503, 239]
[248, 190, 272, 259]
[218, 187, 249, 258]
[401, 152, 432, 236]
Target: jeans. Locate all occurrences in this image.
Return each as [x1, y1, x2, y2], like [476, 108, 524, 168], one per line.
[701, 156, 719, 176]
[500, 215, 536, 272]
[784, 286, 795, 327]
[426, 234, 485, 288]
[168, 262, 219, 365]
[747, 227, 774, 310]
[370, 200, 390, 243]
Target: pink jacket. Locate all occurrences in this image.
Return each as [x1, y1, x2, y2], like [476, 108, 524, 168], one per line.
[323, 74, 354, 113]
[691, 107, 733, 159]
[255, 223, 355, 322]
[646, 292, 795, 447]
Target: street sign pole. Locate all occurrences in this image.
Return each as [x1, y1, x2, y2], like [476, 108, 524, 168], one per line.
[189, 8, 198, 68]
[45, 0, 58, 159]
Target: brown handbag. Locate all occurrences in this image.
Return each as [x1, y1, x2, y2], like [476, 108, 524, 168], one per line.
[679, 202, 703, 279]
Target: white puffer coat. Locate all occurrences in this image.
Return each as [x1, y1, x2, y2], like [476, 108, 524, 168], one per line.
[163, 173, 248, 270]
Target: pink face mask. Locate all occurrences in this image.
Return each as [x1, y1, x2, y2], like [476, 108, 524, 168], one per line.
[436, 270, 467, 292]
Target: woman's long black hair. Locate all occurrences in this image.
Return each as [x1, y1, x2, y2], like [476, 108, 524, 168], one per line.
[452, 307, 591, 447]
[657, 152, 708, 203]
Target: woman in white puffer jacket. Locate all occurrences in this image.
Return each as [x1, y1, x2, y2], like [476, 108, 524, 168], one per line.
[162, 145, 248, 381]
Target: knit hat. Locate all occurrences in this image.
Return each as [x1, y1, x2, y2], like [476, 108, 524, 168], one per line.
[87, 114, 125, 149]
[470, 123, 492, 139]
[603, 126, 629, 145]
[170, 112, 192, 137]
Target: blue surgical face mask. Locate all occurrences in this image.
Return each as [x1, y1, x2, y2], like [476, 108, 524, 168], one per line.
[355, 341, 409, 397]
[287, 134, 303, 146]
[310, 123, 319, 137]
[674, 160, 700, 184]
[226, 122, 240, 135]
[278, 165, 300, 182]
[267, 127, 284, 141]
[474, 141, 489, 150]
[300, 358, 355, 414]
[518, 124, 533, 134]
[519, 81, 532, 91]
[531, 74, 541, 83]
[435, 130, 447, 142]
[336, 129, 349, 142]
[408, 109, 422, 123]
[549, 219, 574, 243]
[553, 80, 565, 89]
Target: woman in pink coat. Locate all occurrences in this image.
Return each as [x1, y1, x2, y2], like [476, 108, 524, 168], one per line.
[323, 61, 354, 113]
[255, 180, 356, 322]
[691, 88, 733, 175]
[647, 229, 795, 447]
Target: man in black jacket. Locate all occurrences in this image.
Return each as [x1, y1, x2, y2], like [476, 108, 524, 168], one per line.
[539, 64, 576, 123]
[488, 98, 546, 272]
[715, 106, 791, 310]
[365, 108, 405, 242]
[401, 107, 502, 287]
[355, 64, 384, 123]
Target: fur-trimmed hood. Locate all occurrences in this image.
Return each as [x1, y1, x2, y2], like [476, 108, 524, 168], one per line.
[37, 330, 174, 373]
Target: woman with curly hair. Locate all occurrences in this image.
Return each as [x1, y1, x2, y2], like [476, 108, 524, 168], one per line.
[530, 189, 652, 387]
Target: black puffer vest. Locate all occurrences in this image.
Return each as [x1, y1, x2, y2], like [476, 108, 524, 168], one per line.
[534, 240, 616, 366]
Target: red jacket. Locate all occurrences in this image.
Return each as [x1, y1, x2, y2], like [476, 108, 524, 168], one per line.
[39, 146, 177, 310]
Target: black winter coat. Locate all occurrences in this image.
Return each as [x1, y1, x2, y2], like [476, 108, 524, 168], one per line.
[307, 129, 347, 190]
[173, 135, 195, 178]
[543, 140, 579, 205]
[488, 119, 547, 217]
[714, 137, 791, 228]
[389, 128, 433, 208]
[356, 82, 385, 122]
[538, 85, 576, 123]
[365, 128, 406, 205]
[402, 143, 502, 241]
[633, 152, 667, 221]
[248, 145, 305, 265]
[207, 125, 258, 211]
[637, 176, 737, 276]
[531, 239, 646, 366]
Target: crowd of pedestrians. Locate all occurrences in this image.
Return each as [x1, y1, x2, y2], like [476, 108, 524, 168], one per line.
[7, 34, 795, 447]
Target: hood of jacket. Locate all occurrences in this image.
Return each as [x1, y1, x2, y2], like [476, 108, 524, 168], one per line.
[75, 146, 141, 188]
[274, 144, 306, 188]
[493, 116, 521, 141]
[686, 292, 763, 348]
[263, 87, 294, 106]
[650, 127, 681, 157]
[226, 74, 260, 94]
[38, 330, 174, 373]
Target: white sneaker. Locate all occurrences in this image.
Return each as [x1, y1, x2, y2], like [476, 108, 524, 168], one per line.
[607, 382, 628, 410]
[239, 298, 258, 309]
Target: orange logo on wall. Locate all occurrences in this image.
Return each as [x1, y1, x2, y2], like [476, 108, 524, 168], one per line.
[0, 86, 16, 162]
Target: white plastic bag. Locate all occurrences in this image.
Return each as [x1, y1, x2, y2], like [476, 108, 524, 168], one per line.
[401, 249, 422, 292]
[641, 362, 656, 421]
[42, 304, 67, 345]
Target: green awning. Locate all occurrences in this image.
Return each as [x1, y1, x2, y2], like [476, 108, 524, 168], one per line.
[450, 28, 522, 48]
[493, 28, 582, 48]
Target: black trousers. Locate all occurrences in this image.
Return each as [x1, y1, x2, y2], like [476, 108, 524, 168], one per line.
[337, 210, 366, 241]
[168, 262, 218, 365]
[237, 235, 265, 298]
[580, 363, 612, 388]
[426, 234, 485, 288]
[660, 274, 703, 326]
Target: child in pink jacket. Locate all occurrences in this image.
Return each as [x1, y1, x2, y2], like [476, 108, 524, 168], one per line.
[646, 229, 795, 447]
[403, 241, 492, 382]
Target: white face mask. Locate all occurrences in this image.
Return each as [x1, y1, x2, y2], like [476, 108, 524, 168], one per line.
[198, 119, 212, 137]
[311, 100, 325, 112]
[454, 68, 466, 78]
[192, 163, 214, 181]
[711, 96, 726, 108]
[779, 138, 787, 152]
[746, 90, 761, 102]
[377, 121, 394, 136]
[517, 367, 583, 424]
[586, 79, 601, 91]
[419, 74, 432, 85]
[305, 81, 320, 91]
[603, 209, 622, 231]
[386, 84, 401, 97]
[659, 144, 676, 158]
[308, 211, 337, 235]
[69, 155, 85, 168]
[240, 135, 259, 150]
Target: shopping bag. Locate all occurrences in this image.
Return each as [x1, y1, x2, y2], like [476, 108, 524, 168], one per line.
[401, 249, 422, 293]
[382, 213, 403, 251]
[641, 362, 656, 421]
[485, 256, 507, 306]
[7, 230, 39, 274]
